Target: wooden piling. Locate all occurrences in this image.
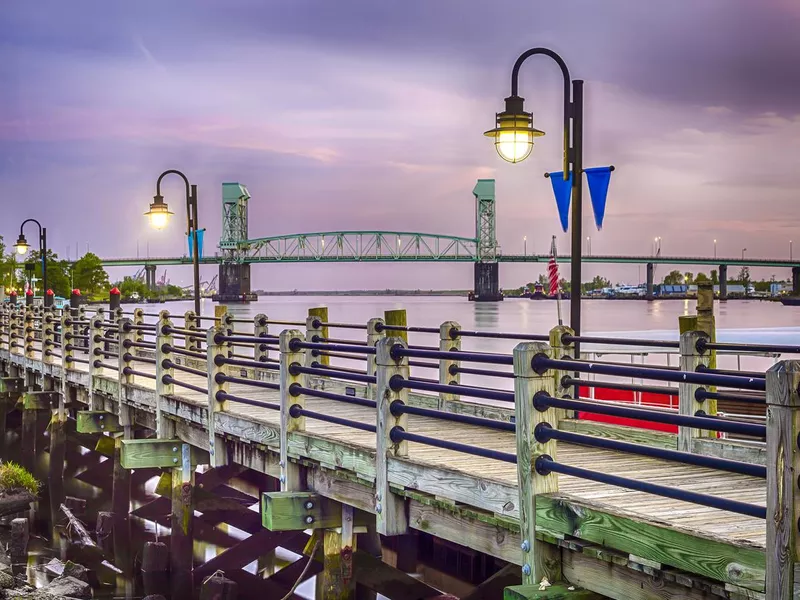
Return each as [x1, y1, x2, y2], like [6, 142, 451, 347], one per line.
[678, 330, 710, 453]
[384, 309, 407, 343]
[170, 443, 195, 600]
[111, 435, 132, 571]
[96, 512, 114, 556]
[10, 517, 29, 575]
[320, 505, 357, 600]
[142, 541, 170, 599]
[280, 330, 306, 491]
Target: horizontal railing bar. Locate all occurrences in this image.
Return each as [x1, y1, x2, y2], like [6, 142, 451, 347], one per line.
[563, 334, 680, 349]
[217, 391, 279, 410]
[390, 376, 515, 403]
[291, 385, 376, 409]
[562, 377, 679, 396]
[127, 355, 156, 365]
[455, 329, 549, 341]
[163, 345, 207, 360]
[162, 375, 208, 395]
[536, 423, 765, 478]
[392, 402, 515, 432]
[699, 339, 800, 354]
[313, 336, 368, 346]
[215, 356, 279, 370]
[535, 393, 766, 437]
[696, 389, 765, 404]
[290, 404, 376, 433]
[214, 334, 279, 345]
[293, 341, 376, 355]
[391, 427, 517, 463]
[291, 365, 375, 384]
[695, 364, 765, 379]
[312, 321, 367, 331]
[165, 360, 206, 378]
[93, 360, 118, 371]
[163, 326, 206, 339]
[216, 374, 279, 391]
[375, 324, 440, 334]
[535, 356, 765, 391]
[391, 346, 513, 366]
[122, 367, 157, 380]
[450, 365, 515, 379]
[310, 362, 368, 375]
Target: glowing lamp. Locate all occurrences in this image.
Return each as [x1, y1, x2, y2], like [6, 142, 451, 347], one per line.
[484, 95, 544, 163]
[145, 195, 173, 230]
[14, 234, 30, 255]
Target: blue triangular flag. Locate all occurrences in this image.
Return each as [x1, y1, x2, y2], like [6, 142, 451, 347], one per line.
[585, 166, 613, 230]
[188, 229, 205, 259]
[548, 171, 573, 232]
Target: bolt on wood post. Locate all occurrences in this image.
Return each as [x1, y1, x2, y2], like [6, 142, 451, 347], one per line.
[375, 337, 409, 536]
[171, 442, 195, 600]
[155, 311, 175, 439]
[678, 331, 711, 453]
[206, 325, 229, 467]
[254, 313, 269, 365]
[61, 312, 74, 368]
[366, 318, 385, 399]
[513, 341, 560, 586]
[766, 360, 800, 599]
[132, 308, 145, 350]
[306, 312, 328, 367]
[280, 330, 306, 491]
[437, 321, 461, 408]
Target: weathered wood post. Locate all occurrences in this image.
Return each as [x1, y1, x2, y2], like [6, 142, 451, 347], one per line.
[61, 311, 74, 368]
[513, 341, 560, 586]
[89, 308, 104, 410]
[42, 309, 56, 365]
[366, 318, 385, 399]
[320, 503, 356, 600]
[254, 313, 269, 364]
[155, 310, 175, 438]
[10, 517, 29, 576]
[132, 308, 144, 353]
[48, 308, 67, 531]
[438, 321, 460, 408]
[206, 324, 229, 468]
[114, 318, 134, 572]
[10, 305, 22, 355]
[678, 331, 711, 453]
[184, 310, 198, 353]
[171, 442, 195, 599]
[307, 307, 328, 366]
[384, 309, 407, 342]
[24, 305, 34, 359]
[766, 360, 800, 598]
[680, 283, 717, 416]
[375, 337, 409, 536]
[550, 325, 575, 425]
[280, 330, 306, 490]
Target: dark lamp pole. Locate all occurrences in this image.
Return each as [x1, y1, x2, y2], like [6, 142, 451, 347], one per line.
[15, 219, 48, 305]
[147, 169, 201, 315]
[488, 47, 584, 353]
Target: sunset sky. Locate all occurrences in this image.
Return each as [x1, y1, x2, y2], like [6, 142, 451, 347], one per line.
[1, 1, 798, 290]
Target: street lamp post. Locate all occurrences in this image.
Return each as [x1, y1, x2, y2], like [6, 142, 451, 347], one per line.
[791, 240, 793, 261]
[741, 248, 747, 261]
[145, 169, 201, 316]
[14, 219, 48, 305]
[523, 235, 527, 256]
[485, 48, 585, 343]
[586, 236, 591, 257]
[714, 239, 717, 259]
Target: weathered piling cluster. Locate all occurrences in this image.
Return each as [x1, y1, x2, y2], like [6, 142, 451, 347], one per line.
[0, 285, 796, 599]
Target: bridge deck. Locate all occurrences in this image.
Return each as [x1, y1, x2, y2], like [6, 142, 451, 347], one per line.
[69, 355, 766, 551]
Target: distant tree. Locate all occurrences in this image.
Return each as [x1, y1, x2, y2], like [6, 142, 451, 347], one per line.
[116, 276, 150, 300]
[558, 278, 569, 292]
[27, 250, 70, 297]
[695, 272, 710, 283]
[585, 275, 611, 291]
[663, 270, 683, 285]
[710, 269, 719, 285]
[72, 253, 110, 298]
[164, 284, 185, 298]
[683, 272, 694, 285]
[738, 266, 751, 295]
[537, 274, 548, 286]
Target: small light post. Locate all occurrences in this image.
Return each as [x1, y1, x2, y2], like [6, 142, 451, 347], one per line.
[523, 235, 527, 256]
[14, 219, 49, 306]
[586, 236, 591, 256]
[742, 248, 747, 261]
[714, 239, 717, 260]
[791, 240, 793, 261]
[145, 170, 201, 316]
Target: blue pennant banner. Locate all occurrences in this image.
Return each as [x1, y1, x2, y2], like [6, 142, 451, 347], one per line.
[187, 229, 205, 259]
[548, 171, 573, 232]
[584, 166, 613, 230]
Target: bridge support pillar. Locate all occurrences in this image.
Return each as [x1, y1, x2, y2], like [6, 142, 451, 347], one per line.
[793, 266, 800, 296]
[646, 263, 654, 300]
[144, 265, 157, 292]
[472, 262, 502, 302]
[719, 265, 728, 300]
[214, 263, 256, 302]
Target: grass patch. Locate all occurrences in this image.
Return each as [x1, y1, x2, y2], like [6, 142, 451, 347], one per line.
[0, 462, 40, 495]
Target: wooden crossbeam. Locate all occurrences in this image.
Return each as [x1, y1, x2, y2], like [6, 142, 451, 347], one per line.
[23, 391, 58, 410]
[262, 491, 349, 531]
[76, 411, 122, 434]
[193, 529, 305, 581]
[0, 377, 24, 394]
[504, 584, 602, 599]
[120, 439, 207, 469]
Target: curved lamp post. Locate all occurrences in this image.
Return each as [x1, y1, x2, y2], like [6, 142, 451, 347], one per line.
[145, 169, 201, 315]
[485, 47, 585, 343]
[14, 219, 48, 305]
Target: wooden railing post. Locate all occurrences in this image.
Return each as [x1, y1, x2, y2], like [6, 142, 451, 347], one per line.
[254, 314, 269, 364]
[678, 330, 710, 452]
[438, 321, 460, 408]
[10, 306, 21, 355]
[206, 325, 229, 467]
[366, 318, 385, 398]
[61, 312, 74, 368]
[155, 311, 175, 438]
[305, 316, 325, 367]
[375, 337, 409, 536]
[766, 360, 800, 599]
[24, 305, 34, 359]
[279, 330, 306, 491]
[513, 341, 560, 586]
[184, 310, 198, 353]
[550, 325, 575, 425]
[89, 308, 104, 410]
[42, 309, 56, 365]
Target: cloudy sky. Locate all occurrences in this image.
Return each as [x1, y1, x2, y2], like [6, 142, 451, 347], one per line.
[1, 0, 798, 290]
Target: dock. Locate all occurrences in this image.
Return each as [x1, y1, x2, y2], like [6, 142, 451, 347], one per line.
[0, 287, 793, 599]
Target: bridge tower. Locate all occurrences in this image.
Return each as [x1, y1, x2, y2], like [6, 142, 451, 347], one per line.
[472, 179, 503, 301]
[215, 183, 256, 302]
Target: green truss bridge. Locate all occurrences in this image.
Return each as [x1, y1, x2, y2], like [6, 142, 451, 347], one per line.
[99, 180, 800, 301]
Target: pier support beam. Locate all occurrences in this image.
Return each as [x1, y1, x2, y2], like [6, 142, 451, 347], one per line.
[145, 265, 157, 292]
[645, 263, 654, 300]
[216, 263, 255, 302]
[793, 266, 800, 296]
[718, 264, 728, 300]
[766, 360, 800, 599]
[171, 444, 195, 600]
[473, 262, 502, 302]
